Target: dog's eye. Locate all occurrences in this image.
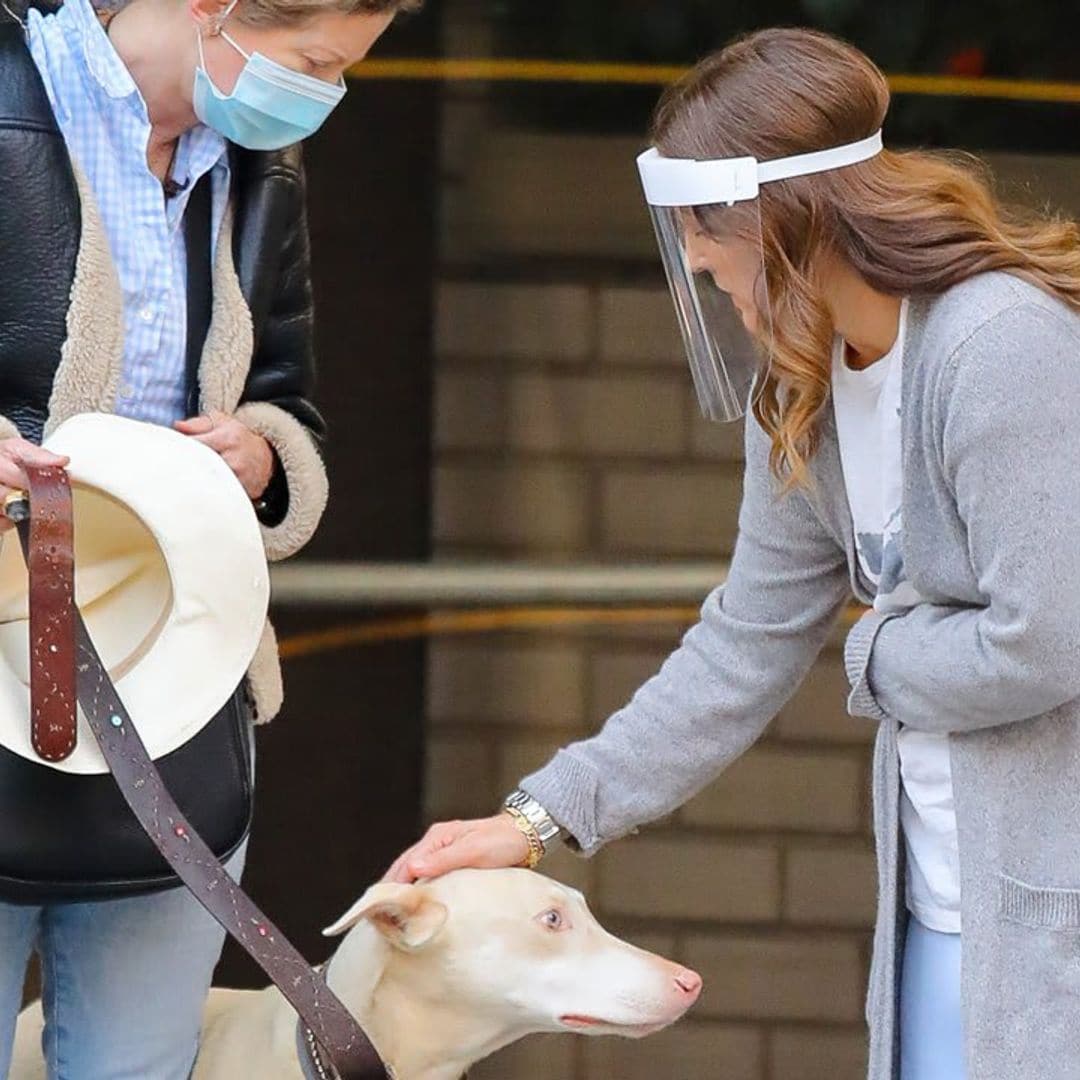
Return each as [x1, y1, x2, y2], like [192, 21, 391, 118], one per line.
[538, 908, 565, 931]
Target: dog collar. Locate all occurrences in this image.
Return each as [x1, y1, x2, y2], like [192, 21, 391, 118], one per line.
[295, 963, 394, 1080]
[296, 1017, 396, 1080]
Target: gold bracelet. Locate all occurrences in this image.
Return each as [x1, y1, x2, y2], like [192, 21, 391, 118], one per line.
[502, 806, 545, 869]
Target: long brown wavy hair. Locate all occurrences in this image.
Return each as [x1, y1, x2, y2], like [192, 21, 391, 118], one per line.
[651, 28, 1080, 487]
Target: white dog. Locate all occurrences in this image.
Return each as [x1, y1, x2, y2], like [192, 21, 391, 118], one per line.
[11, 868, 702, 1079]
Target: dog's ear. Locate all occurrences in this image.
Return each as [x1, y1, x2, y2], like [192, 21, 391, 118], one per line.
[322, 883, 448, 949]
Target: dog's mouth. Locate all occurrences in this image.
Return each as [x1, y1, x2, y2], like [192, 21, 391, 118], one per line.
[559, 1015, 669, 1037]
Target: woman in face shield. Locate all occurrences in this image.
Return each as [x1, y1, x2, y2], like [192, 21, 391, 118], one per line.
[0, 0, 417, 1073]
[386, 27, 1080, 1080]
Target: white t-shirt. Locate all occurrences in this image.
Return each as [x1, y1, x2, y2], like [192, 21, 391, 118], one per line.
[831, 300, 962, 934]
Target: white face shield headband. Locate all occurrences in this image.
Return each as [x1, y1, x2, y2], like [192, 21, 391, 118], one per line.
[637, 131, 884, 421]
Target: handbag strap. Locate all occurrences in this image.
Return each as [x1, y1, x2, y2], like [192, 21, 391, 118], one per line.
[10, 462, 390, 1080]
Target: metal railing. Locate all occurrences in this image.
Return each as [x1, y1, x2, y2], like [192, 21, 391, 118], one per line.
[269, 560, 729, 608]
[268, 561, 865, 657]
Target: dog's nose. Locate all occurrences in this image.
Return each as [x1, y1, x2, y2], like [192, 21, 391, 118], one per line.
[673, 968, 702, 998]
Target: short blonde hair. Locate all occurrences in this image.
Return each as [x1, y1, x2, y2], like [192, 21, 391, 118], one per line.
[236, 0, 421, 26]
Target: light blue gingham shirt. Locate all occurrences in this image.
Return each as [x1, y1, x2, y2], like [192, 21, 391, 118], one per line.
[26, 0, 231, 426]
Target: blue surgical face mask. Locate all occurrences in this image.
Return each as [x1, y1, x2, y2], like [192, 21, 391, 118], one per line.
[192, 6, 346, 151]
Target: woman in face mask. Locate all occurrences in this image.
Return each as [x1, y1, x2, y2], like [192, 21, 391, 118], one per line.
[386, 27, 1080, 1080]
[0, 0, 415, 1074]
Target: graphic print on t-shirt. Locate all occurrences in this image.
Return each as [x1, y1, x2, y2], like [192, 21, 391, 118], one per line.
[831, 300, 962, 934]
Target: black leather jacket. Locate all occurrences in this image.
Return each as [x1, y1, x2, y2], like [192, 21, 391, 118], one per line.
[0, 16, 325, 520]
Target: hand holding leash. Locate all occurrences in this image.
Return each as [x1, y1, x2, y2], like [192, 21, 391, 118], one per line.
[0, 438, 68, 531]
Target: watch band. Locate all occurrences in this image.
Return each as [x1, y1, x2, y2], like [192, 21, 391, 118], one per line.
[501, 806, 545, 869]
[503, 790, 566, 850]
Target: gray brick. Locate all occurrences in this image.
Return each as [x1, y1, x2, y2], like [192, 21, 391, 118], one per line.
[784, 845, 877, 927]
[601, 465, 743, 556]
[428, 641, 586, 727]
[691, 410, 747, 462]
[682, 746, 863, 833]
[537, 842, 593, 895]
[449, 132, 653, 260]
[423, 735, 494, 821]
[436, 282, 590, 362]
[599, 288, 685, 366]
[775, 653, 875, 744]
[596, 837, 780, 922]
[434, 462, 589, 550]
[770, 1028, 868, 1080]
[610, 930, 680, 964]
[584, 1020, 762, 1080]
[434, 371, 505, 451]
[469, 1033, 576, 1080]
[589, 647, 671, 720]
[496, 737, 569, 796]
[687, 933, 865, 1021]
[504, 373, 685, 457]
[436, 371, 690, 458]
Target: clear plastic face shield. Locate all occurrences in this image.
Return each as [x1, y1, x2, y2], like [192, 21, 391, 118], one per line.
[637, 131, 884, 421]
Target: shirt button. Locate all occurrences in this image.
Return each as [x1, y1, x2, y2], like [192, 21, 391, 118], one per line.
[139, 308, 154, 323]
[120, 384, 136, 398]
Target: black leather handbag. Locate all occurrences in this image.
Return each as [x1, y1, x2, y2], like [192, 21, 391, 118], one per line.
[0, 687, 253, 903]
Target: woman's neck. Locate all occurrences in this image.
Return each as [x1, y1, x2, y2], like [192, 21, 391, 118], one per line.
[824, 258, 903, 371]
[103, 0, 199, 143]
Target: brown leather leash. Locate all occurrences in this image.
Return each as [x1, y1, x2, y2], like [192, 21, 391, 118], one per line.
[8, 462, 389, 1080]
[23, 466, 77, 763]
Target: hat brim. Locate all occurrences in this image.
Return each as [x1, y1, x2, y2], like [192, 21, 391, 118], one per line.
[0, 414, 271, 775]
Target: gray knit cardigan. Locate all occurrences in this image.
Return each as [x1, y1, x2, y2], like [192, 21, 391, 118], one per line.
[522, 271, 1080, 1080]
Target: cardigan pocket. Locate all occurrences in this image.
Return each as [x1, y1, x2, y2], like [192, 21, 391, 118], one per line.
[1000, 873, 1080, 930]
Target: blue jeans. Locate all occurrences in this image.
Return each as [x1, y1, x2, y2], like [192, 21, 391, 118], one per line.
[0, 839, 247, 1080]
[900, 917, 966, 1080]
